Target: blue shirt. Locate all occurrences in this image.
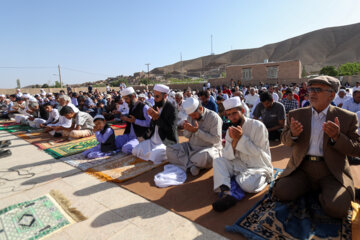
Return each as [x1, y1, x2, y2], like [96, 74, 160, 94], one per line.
[204, 98, 218, 113]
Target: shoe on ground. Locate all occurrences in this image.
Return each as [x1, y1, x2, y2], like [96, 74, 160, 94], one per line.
[0, 149, 11, 159]
[212, 194, 237, 212]
[0, 140, 11, 148]
[190, 166, 200, 176]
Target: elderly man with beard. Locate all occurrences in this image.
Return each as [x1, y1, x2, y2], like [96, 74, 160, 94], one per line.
[212, 97, 273, 212]
[115, 87, 151, 154]
[26, 101, 49, 128]
[166, 97, 222, 176]
[44, 95, 79, 137]
[132, 84, 178, 163]
[273, 76, 360, 218]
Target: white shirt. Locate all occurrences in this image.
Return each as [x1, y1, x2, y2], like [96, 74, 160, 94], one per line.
[272, 92, 279, 102]
[45, 109, 59, 124]
[118, 102, 129, 115]
[334, 95, 349, 107]
[245, 94, 259, 107]
[307, 106, 329, 157]
[343, 98, 360, 113]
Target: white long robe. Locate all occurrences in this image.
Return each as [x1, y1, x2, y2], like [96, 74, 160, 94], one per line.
[213, 117, 273, 193]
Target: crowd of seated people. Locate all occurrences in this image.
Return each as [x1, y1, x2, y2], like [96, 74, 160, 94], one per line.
[0, 77, 359, 216]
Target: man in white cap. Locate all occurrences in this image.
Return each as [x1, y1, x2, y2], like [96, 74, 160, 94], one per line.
[16, 89, 22, 98]
[166, 97, 222, 176]
[175, 92, 188, 127]
[245, 87, 259, 110]
[132, 84, 178, 163]
[115, 87, 151, 154]
[212, 97, 273, 212]
[334, 88, 349, 108]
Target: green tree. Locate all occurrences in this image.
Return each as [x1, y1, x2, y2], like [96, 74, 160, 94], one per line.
[54, 81, 61, 88]
[301, 66, 307, 77]
[41, 84, 49, 88]
[337, 62, 360, 76]
[140, 78, 150, 85]
[16, 79, 21, 89]
[319, 66, 338, 76]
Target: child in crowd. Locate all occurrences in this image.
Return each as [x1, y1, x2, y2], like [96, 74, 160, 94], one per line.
[40, 102, 60, 129]
[82, 115, 117, 159]
[58, 106, 94, 139]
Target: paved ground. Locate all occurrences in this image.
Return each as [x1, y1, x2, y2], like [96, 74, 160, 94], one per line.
[0, 131, 227, 240]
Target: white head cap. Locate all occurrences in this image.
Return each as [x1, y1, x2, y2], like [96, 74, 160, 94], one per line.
[339, 89, 346, 93]
[0, 94, 5, 98]
[23, 93, 30, 98]
[153, 84, 170, 94]
[138, 93, 146, 98]
[223, 97, 242, 111]
[120, 87, 135, 96]
[93, 115, 105, 121]
[183, 97, 199, 115]
[41, 92, 46, 96]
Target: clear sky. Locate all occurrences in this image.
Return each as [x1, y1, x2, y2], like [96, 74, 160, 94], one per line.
[1, 0, 360, 88]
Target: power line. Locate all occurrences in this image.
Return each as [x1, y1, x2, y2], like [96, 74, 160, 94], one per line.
[61, 66, 109, 77]
[0, 66, 56, 69]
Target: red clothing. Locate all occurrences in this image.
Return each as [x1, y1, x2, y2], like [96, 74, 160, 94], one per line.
[223, 89, 232, 97]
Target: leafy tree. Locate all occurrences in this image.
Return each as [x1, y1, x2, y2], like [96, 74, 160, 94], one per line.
[301, 66, 307, 77]
[54, 81, 61, 88]
[41, 84, 49, 88]
[319, 66, 338, 76]
[337, 62, 360, 76]
[140, 78, 150, 85]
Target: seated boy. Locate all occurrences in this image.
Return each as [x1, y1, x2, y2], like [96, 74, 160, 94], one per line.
[82, 115, 117, 159]
[40, 102, 60, 129]
[58, 106, 94, 139]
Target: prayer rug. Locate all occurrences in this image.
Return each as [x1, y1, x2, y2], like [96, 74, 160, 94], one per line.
[86, 155, 166, 183]
[44, 138, 99, 159]
[60, 152, 127, 171]
[0, 125, 37, 133]
[0, 122, 19, 127]
[226, 169, 356, 240]
[111, 124, 126, 129]
[0, 190, 86, 240]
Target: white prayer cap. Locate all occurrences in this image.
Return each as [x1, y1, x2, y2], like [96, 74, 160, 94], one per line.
[223, 96, 242, 110]
[28, 96, 37, 102]
[169, 91, 175, 98]
[93, 115, 105, 121]
[183, 97, 199, 115]
[261, 87, 267, 91]
[23, 93, 30, 98]
[250, 87, 255, 90]
[138, 93, 146, 98]
[41, 92, 46, 96]
[153, 84, 170, 94]
[47, 92, 53, 96]
[339, 89, 346, 93]
[0, 94, 5, 97]
[120, 87, 135, 96]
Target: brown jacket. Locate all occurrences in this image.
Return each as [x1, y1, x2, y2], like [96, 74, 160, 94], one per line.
[280, 105, 360, 200]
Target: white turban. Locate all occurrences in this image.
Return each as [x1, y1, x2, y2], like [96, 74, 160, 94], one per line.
[154, 84, 170, 94]
[183, 97, 199, 115]
[120, 87, 135, 96]
[223, 96, 242, 110]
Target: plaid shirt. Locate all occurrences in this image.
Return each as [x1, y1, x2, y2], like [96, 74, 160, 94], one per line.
[281, 98, 298, 113]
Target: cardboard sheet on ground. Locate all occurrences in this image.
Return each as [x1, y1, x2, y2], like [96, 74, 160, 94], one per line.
[86, 155, 167, 183]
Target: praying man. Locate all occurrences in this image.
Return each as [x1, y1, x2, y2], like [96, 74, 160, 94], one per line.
[166, 97, 222, 176]
[212, 96, 273, 212]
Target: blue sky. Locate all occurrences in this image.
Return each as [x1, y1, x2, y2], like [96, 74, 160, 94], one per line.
[1, 0, 360, 88]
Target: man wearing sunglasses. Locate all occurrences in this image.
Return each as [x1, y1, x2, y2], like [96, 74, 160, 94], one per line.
[273, 76, 360, 219]
[132, 84, 178, 163]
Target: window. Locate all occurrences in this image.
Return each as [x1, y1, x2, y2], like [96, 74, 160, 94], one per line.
[242, 68, 252, 80]
[267, 66, 278, 79]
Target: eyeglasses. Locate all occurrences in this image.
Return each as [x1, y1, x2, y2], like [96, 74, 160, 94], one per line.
[307, 87, 333, 93]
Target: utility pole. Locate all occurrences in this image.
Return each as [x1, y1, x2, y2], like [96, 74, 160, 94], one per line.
[145, 63, 150, 84]
[58, 64, 62, 88]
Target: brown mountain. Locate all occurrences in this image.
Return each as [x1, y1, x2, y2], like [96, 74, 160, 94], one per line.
[152, 22, 360, 75]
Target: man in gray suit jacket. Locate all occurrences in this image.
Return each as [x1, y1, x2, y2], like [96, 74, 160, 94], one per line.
[273, 76, 360, 218]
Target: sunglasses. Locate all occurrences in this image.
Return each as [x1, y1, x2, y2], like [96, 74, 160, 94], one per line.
[307, 87, 333, 93]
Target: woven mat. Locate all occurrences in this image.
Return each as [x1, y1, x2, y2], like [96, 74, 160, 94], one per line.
[60, 152, 127, 171]
[86, 155, 166, 183]
[0, 124, 37, 133]
[44, 138, 99, 159]
[0, 193, 75, 240]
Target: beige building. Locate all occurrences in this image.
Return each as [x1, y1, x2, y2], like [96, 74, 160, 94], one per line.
[226, 59, 302, 86]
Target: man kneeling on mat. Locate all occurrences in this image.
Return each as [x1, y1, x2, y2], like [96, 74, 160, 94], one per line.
[58, 106, 94, 140]
[212, 96, 273, 212]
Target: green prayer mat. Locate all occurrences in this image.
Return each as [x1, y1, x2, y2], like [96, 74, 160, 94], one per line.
[0, 125, 37, 133]
[0, 195, 73, 240]
[44, 138, 99, 159]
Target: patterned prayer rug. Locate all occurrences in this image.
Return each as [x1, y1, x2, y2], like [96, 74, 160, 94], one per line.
[0, 191, 81, 240]
[86, 155, 166, 183]
[226, 169, 357, 240]
[60, 152, 127, 171]
[0, 125, 37, 133]
[44, 138, 99, 159]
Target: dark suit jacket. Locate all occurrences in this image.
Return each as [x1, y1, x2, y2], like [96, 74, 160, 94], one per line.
[147, 101, 178, 146]
[280, 105, 360, 200]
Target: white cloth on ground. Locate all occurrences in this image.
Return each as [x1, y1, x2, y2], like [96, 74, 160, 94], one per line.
[154, 164, 187, 188]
